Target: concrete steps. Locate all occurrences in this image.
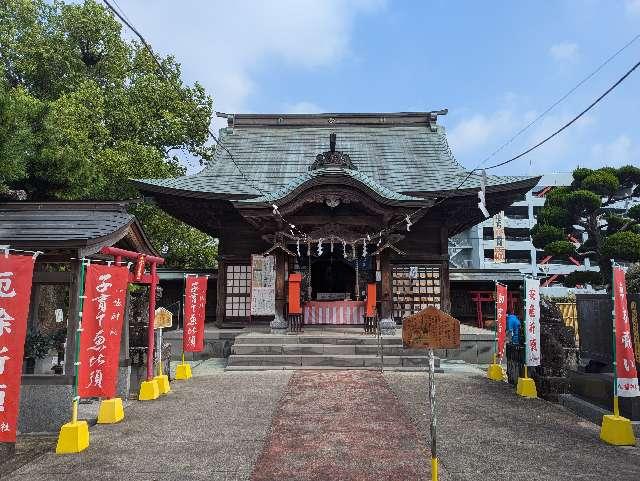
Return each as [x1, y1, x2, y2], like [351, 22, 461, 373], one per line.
[227, 333, 440, 371]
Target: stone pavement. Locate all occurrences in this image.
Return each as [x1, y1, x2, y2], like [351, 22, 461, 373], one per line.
[386, 371, 640, 481]
[252, 371, 427, 481]
[3, 364, 640, 481]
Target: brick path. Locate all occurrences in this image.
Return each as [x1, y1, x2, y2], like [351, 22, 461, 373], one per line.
[251, 370, 429, 481]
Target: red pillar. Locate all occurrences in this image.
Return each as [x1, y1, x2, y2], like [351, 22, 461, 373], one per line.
[147, 262, 157, 381]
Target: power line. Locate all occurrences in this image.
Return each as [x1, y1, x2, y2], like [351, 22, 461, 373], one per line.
[475, 31, 640, 171]
[484, 57, 640, 170]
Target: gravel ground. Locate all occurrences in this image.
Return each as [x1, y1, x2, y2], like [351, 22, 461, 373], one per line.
[385, 371, 640, 481]
[3, 370, 292, 481]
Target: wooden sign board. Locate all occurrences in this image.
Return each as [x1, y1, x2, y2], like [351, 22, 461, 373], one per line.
[250, 254, 276, 316]
[154, 307, 173, 329]
[402, 306, 460, 349]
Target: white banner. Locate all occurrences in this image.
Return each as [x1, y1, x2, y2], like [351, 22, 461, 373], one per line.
[524, 278, 541, 366]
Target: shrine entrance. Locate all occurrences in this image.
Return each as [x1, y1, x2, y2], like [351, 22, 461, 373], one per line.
[310, 253, 356, 300]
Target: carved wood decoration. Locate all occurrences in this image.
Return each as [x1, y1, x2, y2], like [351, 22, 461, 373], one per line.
[308, 133, 357, 171]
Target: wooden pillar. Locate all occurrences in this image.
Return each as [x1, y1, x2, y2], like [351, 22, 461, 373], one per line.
[275, 251, 286, 318]
[215, 258, 226, 327]
[380, 250, 393, 320]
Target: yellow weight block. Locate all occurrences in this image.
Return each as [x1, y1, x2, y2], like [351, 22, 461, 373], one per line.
[175, 363, 192, 380]
[154, 374, 171, 395]
[600, 414, 637, 446]
[138, 379, 160, 401]
[516, 376, 537, 398]
[487, 363, 504, 381]
[431, 457, 438, 481]
[97, 398, 125, 424]
[56, 420, 89, 454]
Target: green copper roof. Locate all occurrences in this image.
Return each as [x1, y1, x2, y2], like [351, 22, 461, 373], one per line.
[133, 112, 537, 200]
[235, 167, 426, 205]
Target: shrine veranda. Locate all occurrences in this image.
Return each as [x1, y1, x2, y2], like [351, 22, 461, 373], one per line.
[135, 112, 538, 327]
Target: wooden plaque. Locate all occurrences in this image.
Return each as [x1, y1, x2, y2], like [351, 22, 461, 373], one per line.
[154, 307, 173, 329]
[402, 306, 460, 349]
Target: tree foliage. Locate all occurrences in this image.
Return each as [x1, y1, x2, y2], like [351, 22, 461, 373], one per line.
[0, 0, 217, 268]
[531, 166, 640, 287]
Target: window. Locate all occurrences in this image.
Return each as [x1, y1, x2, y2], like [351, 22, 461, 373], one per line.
[392, 265, 441, 321]
[225, 265, 250, 317]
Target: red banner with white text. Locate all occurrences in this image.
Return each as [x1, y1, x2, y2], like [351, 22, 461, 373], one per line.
[0, 254, 35, 442]
[613, 266, 640, 397]
[496, 283, 508, 359]
[183, 276, 207, 352]
[78, 264, 128, 399]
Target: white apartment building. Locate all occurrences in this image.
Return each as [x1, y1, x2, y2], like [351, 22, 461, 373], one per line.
[449, 173, 595, 288]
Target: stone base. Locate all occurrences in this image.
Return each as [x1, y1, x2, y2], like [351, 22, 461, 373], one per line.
[600, 415, 637, 446]
[270, 317, 288, 335]
[569, 370, 640, 420]
[19, 384, 73, 433]
[56, 421, 89, 454]
[379, 318, 396, 336]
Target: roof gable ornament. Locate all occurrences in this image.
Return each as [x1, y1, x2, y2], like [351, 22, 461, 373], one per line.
[309, 133, 357, 171]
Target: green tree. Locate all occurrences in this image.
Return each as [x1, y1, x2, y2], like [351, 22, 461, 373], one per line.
[0, 0, 217, 268]
[530, 166, 640, 287]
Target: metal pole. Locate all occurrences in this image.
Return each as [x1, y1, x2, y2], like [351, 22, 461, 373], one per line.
[146, 262, 157, 381]
[428, 348, 438, 481]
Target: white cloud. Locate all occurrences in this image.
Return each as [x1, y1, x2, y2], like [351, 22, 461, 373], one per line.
[626, 0, 640, 15]
[117, 0, 386, 113]
[283, 101, 325, 114]
[549, 42, 579, 62]
[591, 135, 636, 166]
[448, 110, 516, 156]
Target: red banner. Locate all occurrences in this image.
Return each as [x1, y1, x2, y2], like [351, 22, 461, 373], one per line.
[613, 267, 640, 397]
[183, 276, 207, 352]
[495, 283, 508, 359]
[78, 264, 128, 399]
[0, 254, 35, 442]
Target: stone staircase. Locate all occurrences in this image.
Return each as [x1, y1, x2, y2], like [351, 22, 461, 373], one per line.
[226, 333, 440, 371]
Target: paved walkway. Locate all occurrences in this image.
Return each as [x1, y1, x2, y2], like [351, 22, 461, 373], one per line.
[3, 365, 640, 481]
[252, 371, 427, 481]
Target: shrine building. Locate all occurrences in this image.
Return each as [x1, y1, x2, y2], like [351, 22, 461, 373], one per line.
[133, 112, 538, 328]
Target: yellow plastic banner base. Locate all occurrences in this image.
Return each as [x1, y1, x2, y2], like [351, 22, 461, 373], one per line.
[600, 414, 637, 446]
[56, 420, 89, 454]
[431, 456, 438, 481]
[175, 363, 192, 380]
[486, 363, 504, 381]
[154, 374, 171, 395]
[516, 376, 537, 398]
[97, 398, 125, 424]
[138, 379, 160, 401]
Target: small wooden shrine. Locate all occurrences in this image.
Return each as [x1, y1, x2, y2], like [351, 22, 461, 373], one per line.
[134, 112, 538, 328]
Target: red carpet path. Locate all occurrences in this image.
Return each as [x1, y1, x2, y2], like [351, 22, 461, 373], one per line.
[251, 370, 429, 481]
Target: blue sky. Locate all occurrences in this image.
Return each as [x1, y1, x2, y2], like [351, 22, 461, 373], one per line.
[113, 0, 640, 175]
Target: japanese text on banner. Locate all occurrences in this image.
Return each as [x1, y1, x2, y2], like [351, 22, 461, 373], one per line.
[183, 276, 207, 352]
[0, 255, 35, 442]
[613, 267, 640, 397]
[78, 264, 128, 399]
[524, 278, 541, 367]
[496, 283, 508, 359]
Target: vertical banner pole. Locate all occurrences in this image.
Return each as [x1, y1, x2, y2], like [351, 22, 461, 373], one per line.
[72, 258, 87, 422]
[147, 262, 157, 381]
[428, 348, 438, 481]
[610, 259, 619, 416]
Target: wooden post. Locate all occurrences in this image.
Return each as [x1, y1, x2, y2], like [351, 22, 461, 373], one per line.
[275, 250, 287, 321]
[380, 250, 393, 319]
[215, 258, 226, 327]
